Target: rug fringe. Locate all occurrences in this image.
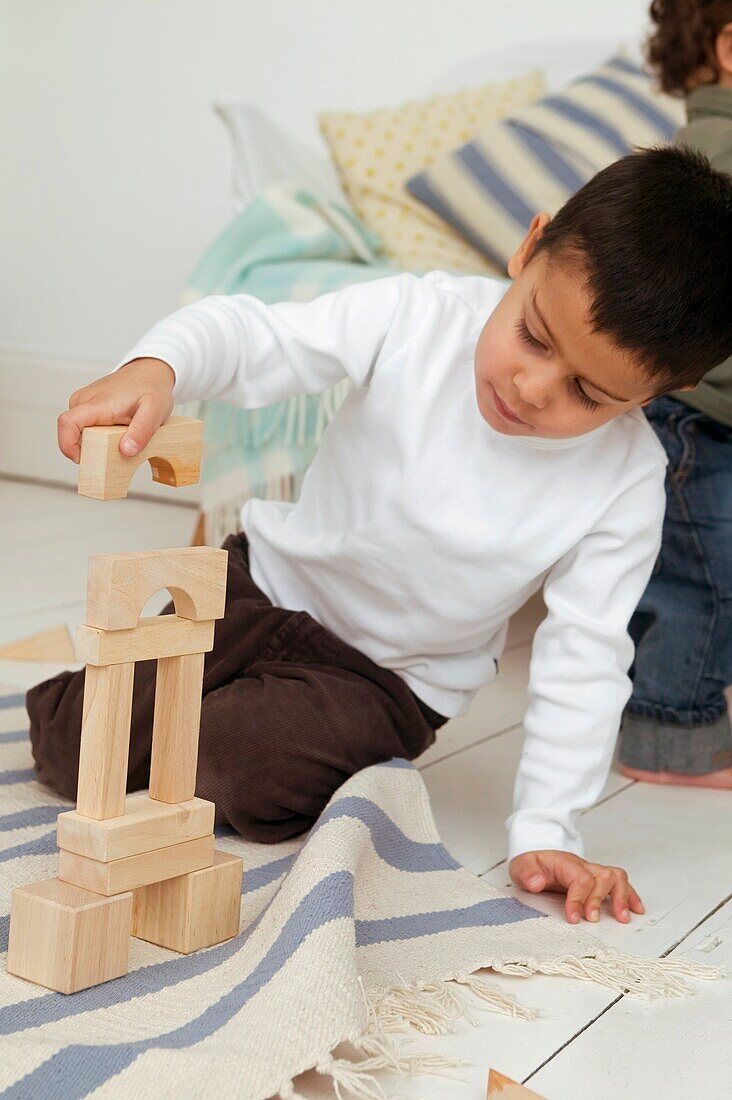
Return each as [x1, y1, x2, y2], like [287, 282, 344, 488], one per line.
[313, 1040, 466, 1100]
[490, 950, 725, 1000]
[276, 973, 473, 1099]
[308, 974, 533, 1095]
[277, 954, 723, 1097]
[370, 971, 537, 1036]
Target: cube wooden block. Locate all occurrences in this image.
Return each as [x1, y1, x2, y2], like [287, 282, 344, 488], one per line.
[75, 614, 215, 666]
[6, 878, 132, 994]
[85, 547, 228, 631]
[57, 793, 215, 862]
[59, 834, 215, 896]
[78, 416, 203, 501]
[132, 850, 243, 954]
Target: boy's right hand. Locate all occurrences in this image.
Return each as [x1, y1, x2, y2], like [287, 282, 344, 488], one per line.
[57, 357, 176, 463]
[509, 850, 645, 925]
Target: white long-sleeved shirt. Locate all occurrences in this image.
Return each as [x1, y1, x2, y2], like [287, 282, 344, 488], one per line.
[118, 270, 668, 860]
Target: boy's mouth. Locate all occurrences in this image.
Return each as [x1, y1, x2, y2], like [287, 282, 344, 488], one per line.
[490, 385, 529, 426]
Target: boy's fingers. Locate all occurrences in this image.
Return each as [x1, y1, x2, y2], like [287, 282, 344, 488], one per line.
[58, 404, 131, 463]
[565, 873, 593, 924]
[57, 406, 93, 463]
[584, 870, 614, 923]
[609, 878, 631, 923]
[628, 885, 645, 914]
[120, 396, 167, 456]
[513, 853, 546, 892]
[68, 386, 91, 409]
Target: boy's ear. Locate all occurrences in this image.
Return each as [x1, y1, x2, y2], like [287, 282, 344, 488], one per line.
[507, 212, 552, 278]
[714, 20, 732, 79]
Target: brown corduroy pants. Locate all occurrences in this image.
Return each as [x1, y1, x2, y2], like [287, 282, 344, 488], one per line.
[26, 532, 446, 843]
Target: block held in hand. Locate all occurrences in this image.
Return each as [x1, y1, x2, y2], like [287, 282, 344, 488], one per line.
[78, 415, 203, 500]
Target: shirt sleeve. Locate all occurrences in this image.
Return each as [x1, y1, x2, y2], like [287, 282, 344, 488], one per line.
[506, 463, 667, 863]
[115, 272, 432, 407]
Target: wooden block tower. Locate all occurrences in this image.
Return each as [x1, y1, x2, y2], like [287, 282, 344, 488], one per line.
[7, 418, 243, 994]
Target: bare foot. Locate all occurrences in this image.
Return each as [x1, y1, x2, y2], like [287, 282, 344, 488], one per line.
[619, 763, 732, 789]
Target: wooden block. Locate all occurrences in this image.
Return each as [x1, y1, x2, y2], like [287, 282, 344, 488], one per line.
[76, 661, 134, 820]
[132, 850, 243, 953]
[59, 834, 215, 895]
[0, 623, 75, 662]
[190, 511, 207, 546]
[85, 546, 228, 631]
[487, 1070, 545, 1099]
[6, 877, 132, 994]
[57, 793, 215, 861]
[78, 415, 203, 500]
[75, 614, 215, 666]
[149, 651, 205, 803]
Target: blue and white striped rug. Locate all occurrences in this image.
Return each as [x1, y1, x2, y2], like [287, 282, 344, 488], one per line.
[0, 685, 720, 1099]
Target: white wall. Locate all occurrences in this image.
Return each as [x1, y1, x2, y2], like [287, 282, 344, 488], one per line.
[1, 0, 651, 366]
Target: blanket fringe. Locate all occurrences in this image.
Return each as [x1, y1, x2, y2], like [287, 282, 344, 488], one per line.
[204, 477, 300, 548]
[490, 950, 725, 1000]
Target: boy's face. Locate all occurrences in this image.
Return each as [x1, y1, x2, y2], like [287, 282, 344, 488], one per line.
[473, 213, 660, 439]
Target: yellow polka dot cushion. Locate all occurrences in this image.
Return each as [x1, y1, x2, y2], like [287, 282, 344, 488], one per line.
[318, 69, 545, 278]
[405, 55, 686, 270]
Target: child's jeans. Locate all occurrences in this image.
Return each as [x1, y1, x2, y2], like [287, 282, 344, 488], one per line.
[26, 531, 446, 842]
[619, 395, 732, 773]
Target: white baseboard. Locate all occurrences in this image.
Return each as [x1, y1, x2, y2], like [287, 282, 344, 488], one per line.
[0, 349, 200, 505]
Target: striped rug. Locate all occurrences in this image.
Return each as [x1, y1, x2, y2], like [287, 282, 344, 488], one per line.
[0, 685, 720, 1099]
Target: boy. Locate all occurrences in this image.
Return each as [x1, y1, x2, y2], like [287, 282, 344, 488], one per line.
[33, 145, 732, 927]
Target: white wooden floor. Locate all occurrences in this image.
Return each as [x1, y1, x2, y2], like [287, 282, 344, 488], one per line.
[1, 477, 730, 1100]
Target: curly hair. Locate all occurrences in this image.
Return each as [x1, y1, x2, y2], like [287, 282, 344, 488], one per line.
[646, 1, 732, 95]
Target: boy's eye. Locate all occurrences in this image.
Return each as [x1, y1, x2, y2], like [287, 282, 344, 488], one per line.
[573, 380, 600, 411]
[515, 316, 601, 412]
[514, 317, 545, 351]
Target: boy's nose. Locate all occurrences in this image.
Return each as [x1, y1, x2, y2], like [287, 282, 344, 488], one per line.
[513, 369, 553, 409]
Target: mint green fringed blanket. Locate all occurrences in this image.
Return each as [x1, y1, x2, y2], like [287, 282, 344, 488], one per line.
[179, 183, 457, 543]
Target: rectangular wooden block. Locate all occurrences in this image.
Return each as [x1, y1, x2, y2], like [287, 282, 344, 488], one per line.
[57, 793, 215, 862]
[7, 877, 132, 994]
[76, 661, 134, 820]
[149, 651, 205, 803]
[86, 546, 227, 631]
[78, 416, 203, 500]
[58, 834, 215, 896]
[132, 850, 243, 954]
[75, 614, 215, 666]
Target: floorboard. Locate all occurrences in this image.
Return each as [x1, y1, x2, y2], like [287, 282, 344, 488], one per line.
[527, 898, 732, 1099]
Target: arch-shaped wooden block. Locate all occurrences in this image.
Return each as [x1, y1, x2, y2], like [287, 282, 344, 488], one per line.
[78, 416, 203, 500]
[85, 547, 228, 631]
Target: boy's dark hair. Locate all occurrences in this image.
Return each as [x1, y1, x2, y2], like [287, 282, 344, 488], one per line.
[532, 144, 732, 392]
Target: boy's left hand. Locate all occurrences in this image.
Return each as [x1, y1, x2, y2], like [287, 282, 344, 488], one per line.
[509, 850, 645, 925]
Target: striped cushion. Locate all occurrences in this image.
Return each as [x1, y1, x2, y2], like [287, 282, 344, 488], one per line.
[406, 55, 686, 271]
